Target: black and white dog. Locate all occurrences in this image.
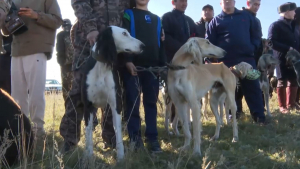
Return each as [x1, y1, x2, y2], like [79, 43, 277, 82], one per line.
[286, 50, 300, 86]
[0, 89, 33, 167]
[81, 26, 144, 161]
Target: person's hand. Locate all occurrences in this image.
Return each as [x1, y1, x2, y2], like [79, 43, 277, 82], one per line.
[126, 62, 137, 76]
[87, 30, 99, 46]
[18, 8, 38, 19]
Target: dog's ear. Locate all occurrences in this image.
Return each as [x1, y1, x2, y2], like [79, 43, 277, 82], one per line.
[185, 38, 202, 63]
[95, 27, 117, 66]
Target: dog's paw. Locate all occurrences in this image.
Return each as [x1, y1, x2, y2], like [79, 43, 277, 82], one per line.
[209, 135, 219, 142]
[232, 137, 238, 143]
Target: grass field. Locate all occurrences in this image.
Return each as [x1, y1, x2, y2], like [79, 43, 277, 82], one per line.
[5, 92, 300, 169]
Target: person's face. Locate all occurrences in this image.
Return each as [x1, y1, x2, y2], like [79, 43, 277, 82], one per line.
[202, 8, 214, 20]
[285, 10, 296, 19]
[136, 0, 149, 6]
[172, 0, 187, 12]
[63, 25, 71, 32]
[220, 0, 235, 11]
[247, 0, 261, 13]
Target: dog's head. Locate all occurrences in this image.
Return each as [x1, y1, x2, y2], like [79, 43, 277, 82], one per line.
[233, 62, 254, 79]
[183, 38, 226, 64]
[257, 54, 279, 72]
[286, 50, 300, 66]
[92, 26, 145, 64]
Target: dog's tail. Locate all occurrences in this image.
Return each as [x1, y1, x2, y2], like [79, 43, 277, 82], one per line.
[184, 38, 201, 63]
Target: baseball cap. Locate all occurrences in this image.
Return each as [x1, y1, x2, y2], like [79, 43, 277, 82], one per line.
[202, 4, 213, 11]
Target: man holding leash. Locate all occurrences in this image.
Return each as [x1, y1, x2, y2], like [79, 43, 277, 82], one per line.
[161, 0, 198, 123]
[59, 0, 130, 152]
[56, 19, 74, 102]
[207, 0, 266, 124]
[235, 0, 263, 118]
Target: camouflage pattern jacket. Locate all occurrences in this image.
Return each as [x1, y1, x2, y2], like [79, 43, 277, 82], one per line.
[71, 0, 130, 49]
[56, 30, 74, 70]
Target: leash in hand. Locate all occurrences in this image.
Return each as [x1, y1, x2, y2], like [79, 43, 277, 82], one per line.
[135, 66, 168, 79]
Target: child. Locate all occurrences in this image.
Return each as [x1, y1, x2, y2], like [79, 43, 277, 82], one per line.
[122, 0, 166, 153]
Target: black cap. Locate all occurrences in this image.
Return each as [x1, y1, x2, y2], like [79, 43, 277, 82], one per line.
[202, 4, 213, 11]
[62, 19, 72, 27]
[278, 2, 297, 14]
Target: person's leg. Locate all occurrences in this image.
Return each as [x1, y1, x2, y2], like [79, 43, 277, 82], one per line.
[286, 78, 299, 110]
[141, 72, 161, 152]
[235, 80, 244, 117]
[11, 56, 29, 117]
[240, 77, 266, 123]
[123, 70, 142, 143]
[277, 79, 289, 114]
[23, 53, 47, 135]
[61, 67, 69, 102]
[59, 70, 85, 152]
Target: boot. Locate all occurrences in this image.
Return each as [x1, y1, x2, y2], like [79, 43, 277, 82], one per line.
[277, 88, 289, 114]
[286, 87, 300, 111]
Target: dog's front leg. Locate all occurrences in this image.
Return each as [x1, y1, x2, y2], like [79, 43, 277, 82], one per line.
[111, 105, 124, 161]
[190, 101, 201, 156]
[174, 102, 191, 151]
[164, 101, 173, 135]
[263, 85, 272, 117]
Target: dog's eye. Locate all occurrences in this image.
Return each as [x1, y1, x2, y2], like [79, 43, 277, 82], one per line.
[122, 32, 127, 36]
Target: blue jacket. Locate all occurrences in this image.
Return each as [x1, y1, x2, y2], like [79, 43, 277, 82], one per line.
[206, 8, 261, 67]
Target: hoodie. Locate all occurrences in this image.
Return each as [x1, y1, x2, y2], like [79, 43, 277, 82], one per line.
[206, 8, 261, 66]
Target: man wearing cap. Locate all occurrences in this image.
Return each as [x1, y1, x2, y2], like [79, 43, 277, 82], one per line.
[268, 2, 299, 113]
[196, 4, 214, 38]
[207, 0, 266, 124]
[56, 19, 74, 102]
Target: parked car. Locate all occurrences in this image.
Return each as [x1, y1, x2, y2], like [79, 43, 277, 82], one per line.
[45, 79, 62, 94]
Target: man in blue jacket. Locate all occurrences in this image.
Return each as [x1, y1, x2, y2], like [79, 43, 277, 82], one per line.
[207, 0, 266, 124]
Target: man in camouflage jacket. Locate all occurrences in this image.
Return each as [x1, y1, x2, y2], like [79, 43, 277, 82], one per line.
[56, 19, 74, 102]
[59, 0, 129, 152]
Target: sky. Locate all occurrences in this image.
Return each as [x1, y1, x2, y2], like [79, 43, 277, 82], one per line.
[49, 0, 297, 82]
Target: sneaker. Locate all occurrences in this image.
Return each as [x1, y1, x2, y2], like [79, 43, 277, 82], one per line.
[62, 141, 76, 154]
[146, 140, 162, 153]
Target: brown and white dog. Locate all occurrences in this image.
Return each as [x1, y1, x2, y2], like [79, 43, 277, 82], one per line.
[166, 38, 238, 155]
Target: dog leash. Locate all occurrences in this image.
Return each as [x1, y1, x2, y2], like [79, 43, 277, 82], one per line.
[135, 66, 168, 79]
[75, 41, 92, 70]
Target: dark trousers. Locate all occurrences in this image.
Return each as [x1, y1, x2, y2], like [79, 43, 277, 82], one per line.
[123, 71, 159, 141]
[225, 59, 265, 122]
[0, 55, 11, 94]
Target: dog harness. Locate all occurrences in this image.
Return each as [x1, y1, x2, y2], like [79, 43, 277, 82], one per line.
[124, 9, 162, 47]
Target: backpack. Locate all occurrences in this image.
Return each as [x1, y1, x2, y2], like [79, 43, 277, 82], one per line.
[124, 9, 162, 47]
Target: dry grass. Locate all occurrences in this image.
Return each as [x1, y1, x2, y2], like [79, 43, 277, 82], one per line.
[3, 92, 300, 169]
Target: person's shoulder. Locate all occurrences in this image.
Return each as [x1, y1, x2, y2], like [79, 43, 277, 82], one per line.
[56, 31, 65, 37]
[162, 11, 173, 19]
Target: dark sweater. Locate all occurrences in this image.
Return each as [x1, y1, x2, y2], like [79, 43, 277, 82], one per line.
[122, 8, 166, 67]
[207, 8, 261, 66]
[162, 9, 198, 62]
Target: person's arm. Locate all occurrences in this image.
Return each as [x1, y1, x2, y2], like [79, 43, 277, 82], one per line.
[72, 0, 97, 35]
[249, 15, 261, 51]
[159, 28, 167, 66]
[162, 13, 183, 59]
[268, 23, 291, 52]
[35, 0, 63, 30]
[56, 32, 66, 66]
[206, 18, 217, 45]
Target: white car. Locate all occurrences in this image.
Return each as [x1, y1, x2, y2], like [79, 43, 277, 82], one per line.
[45, 79, 62, 93]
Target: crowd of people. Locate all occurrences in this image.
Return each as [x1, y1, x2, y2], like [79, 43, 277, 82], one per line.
[0, 0, 300, 156]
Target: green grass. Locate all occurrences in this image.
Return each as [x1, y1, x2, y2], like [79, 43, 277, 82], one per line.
[7, 92, 300, 169]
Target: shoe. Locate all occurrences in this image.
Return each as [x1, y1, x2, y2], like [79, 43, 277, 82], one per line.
[229, 111, 242, 120]
[129, 138, 144, 151]
[286, 87, 300, 111]
[277, 88, 289, 114]
[62, 141, 76, 154]
[146, 140, 162, 153]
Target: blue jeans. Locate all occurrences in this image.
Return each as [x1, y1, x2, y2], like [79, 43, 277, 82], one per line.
[123, 70, 159, 141]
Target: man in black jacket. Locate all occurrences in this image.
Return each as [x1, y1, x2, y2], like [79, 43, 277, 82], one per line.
[56, 19, 74, 102]
[162, 0, 198, 123]
[196, 4, 214, 38]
